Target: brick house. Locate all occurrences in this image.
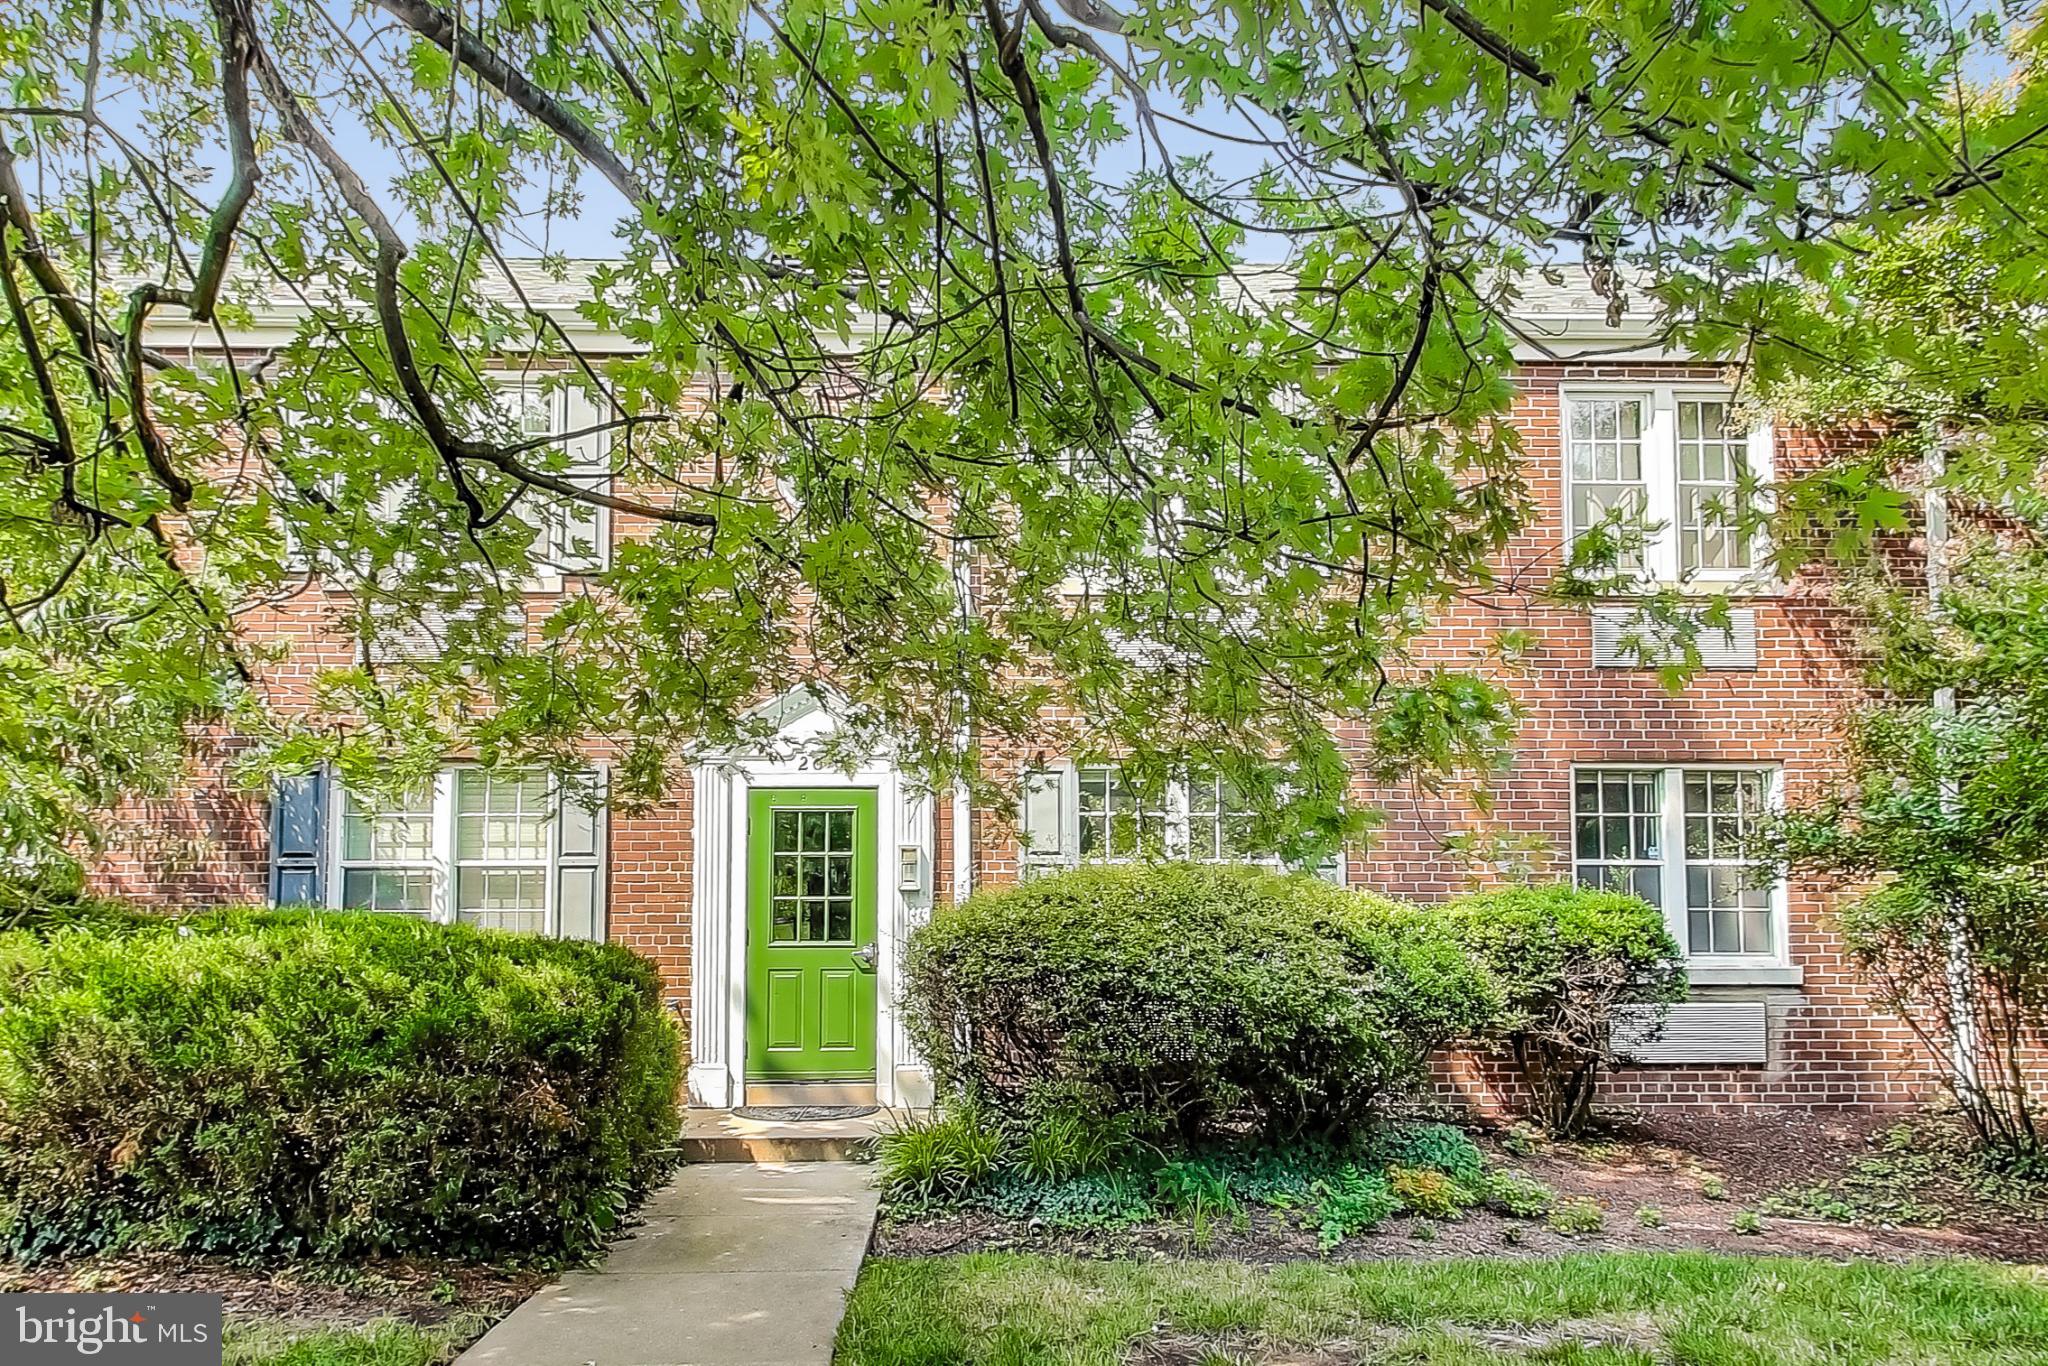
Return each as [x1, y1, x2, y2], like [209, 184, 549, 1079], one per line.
[92, 265, 1929, 1115]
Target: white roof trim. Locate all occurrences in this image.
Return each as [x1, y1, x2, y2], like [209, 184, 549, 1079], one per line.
[139, 260, 1709, 362]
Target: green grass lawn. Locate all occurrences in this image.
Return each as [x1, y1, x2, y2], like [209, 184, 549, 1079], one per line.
[222, 1314, 489, 1366]
[838, 1252, 2048, 1364]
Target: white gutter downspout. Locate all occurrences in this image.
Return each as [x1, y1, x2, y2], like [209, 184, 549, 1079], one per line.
[1926, 419, 1981, 1109]
[951, 781, 973, 903]
[949, 526, 975, 905]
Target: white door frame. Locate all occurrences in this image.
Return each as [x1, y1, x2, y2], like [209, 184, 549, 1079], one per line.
[686, 690, 935, 1108]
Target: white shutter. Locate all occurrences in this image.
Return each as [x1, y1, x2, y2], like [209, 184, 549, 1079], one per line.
[1018, 768, 1073, 878]
[1745, 418, 1775, 569]
[548, 386, 610, 574]
[553, 767, 608, 940]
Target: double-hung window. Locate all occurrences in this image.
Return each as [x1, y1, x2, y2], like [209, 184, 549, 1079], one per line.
[496, 376, 612, 579]
[334, 766, 606, 937]
[1075, 765, 1172, 861]
[1186, 770, 1262, 862]
[339, 780, 437, 914]
[1563, 387, 1770, 585]
[1022, 763, 1332, 879]
[1572, 764, 1784, 970]
[453, 769, 553, 932]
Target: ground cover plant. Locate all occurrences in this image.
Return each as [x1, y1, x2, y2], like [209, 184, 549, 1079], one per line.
[1758, 1118, 2048, 1230]
[837, 1250, 2048, 1365]
[877, 1109, 1548, 1252]
[877, 1109, 2048, 1267]
[0, 905, 683, 1262]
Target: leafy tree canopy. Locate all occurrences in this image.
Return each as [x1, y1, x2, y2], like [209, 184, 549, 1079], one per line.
[1, 0, 2045, 863]
[1752, 145, 2048, 1154]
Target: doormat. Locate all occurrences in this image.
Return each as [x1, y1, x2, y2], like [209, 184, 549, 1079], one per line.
[733, 1105, 880, 1121]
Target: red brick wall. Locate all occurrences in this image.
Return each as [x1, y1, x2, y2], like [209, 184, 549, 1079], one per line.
[83, 358, 1947, 1113]
[967, 364, 1938, 1111]
[92, 734, 270, 906]
[608, 790, 694, 1004]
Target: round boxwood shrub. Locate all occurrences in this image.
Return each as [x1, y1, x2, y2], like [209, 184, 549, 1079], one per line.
[1433, 883, 1684, 1135]
[0, 908, 682, 1262]
[902, 862, 1500, 1142]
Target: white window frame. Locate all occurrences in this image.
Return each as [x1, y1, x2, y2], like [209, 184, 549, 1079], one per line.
[1055, 424, 1182, 599]
[491, 374, 614, 589]
[328, 765, 576, 936]
[291, 380, 614, 593]
[1570, 762, 1789, 975]
[451, 768, 554, 934]
[1021, 760, 1339, 879]
[334, 776, 438, 916]
[1560, 383, 1773, 589]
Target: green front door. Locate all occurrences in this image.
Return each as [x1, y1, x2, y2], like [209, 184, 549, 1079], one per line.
[746, 787, 879, 1081]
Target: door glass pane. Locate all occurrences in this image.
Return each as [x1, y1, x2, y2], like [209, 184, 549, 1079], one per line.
[770, 805, 858, 944]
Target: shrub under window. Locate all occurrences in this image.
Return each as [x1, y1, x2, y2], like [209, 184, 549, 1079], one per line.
[1433, 883, 1684, 1135]
[902, 862, 1500, 1142]
[0, 908, 681, 1262]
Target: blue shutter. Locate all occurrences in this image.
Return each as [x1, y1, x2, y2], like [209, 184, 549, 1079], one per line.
[270, 771, 327, 906]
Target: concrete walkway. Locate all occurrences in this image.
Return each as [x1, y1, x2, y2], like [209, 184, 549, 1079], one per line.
[457, 1163, 878, 1366]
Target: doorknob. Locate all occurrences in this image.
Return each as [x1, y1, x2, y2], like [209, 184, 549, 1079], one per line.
[851, 941, 878, 971]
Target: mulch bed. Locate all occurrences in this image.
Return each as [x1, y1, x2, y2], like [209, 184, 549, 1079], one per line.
[875, 1110, 2048, 1266]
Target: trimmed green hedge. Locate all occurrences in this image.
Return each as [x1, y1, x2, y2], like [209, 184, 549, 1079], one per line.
[0, 909, 682, 1262]
[1431, 883, 1684, 1134]
[902, 863, 1500, 1141]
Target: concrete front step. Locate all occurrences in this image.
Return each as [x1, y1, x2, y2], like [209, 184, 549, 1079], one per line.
[678, 1107, 885, 1164]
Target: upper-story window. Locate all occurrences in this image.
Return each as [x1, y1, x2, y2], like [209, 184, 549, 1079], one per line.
[1676, 398, 1751, 571]
[1572, 764, 1784, 967]
[283, 377, 612, 589]
[1563, 387, 1769, 584]
[498, 377, 612, 578]
[1566, 396, 1648, 570]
